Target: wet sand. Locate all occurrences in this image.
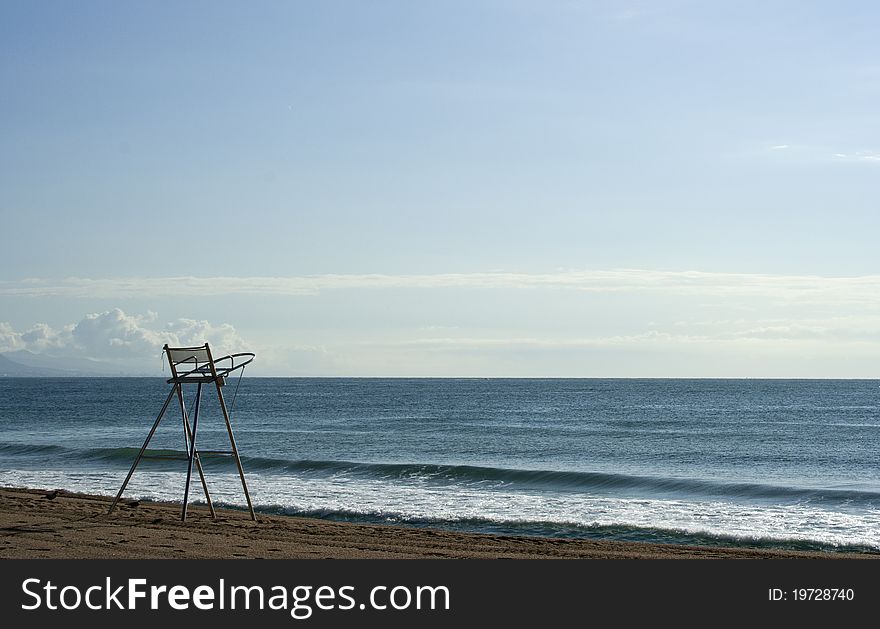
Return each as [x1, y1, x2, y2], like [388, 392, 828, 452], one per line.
[1, 486, 875, 559]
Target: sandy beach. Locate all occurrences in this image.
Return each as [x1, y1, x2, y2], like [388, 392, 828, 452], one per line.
[0, 486, 875, 559]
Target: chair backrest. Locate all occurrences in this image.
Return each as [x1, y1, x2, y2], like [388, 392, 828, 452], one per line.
[164, 343, 219, 382]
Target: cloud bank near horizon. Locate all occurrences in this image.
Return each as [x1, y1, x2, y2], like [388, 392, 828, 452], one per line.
[2, 268, 879, 377]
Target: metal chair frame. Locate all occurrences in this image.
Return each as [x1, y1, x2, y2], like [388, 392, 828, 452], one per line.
[107, 343, 256, 521]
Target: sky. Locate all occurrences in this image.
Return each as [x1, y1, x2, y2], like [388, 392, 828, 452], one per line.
[1, 0, 879, 377]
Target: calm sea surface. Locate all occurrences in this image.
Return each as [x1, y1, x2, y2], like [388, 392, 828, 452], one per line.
[1, 378, 878, 552]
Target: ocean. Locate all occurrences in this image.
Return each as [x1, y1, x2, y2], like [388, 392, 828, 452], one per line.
[1, 377, 878, 553]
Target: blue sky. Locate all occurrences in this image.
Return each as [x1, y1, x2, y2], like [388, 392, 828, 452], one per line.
[1, 1, 879, 376]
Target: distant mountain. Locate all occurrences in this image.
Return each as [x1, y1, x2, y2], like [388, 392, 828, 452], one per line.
[0, 353, 73, 377]
[0, 351, 146, 377]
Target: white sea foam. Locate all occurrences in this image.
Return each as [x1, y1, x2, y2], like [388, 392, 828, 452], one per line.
[4, 468, 878, 551]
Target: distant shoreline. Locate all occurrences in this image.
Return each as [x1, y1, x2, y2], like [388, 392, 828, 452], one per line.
[1, 487, 876, 560]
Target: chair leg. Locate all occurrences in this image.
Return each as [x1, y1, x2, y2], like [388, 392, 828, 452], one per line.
[176, 384, 216, 518]
[108, 386, 176, 515]
[180, 383, 202, 521]
[215, 381, 256, 521]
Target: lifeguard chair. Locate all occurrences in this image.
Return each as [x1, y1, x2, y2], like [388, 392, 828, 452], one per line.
[108, 343, 257, 521]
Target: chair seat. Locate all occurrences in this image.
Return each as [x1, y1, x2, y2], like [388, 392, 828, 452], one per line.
[166, 375, 226, 385]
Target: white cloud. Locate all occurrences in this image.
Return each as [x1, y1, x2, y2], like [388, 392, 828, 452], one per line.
[0, 309, 247, 368]
[70, 309, 163, 358]
[384, 331, 686, 349]
[369, 310, 880, 362]
[763, 145, 880, 164]
[831, 151, 880, 162]
[358, 329, 880, 377]
[164, 317, 247, 355]
[2, 269, 880, 307]
[1, 321, 73, 353]
[0, 322, 24, 353]
[20, 322, 71, 351]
